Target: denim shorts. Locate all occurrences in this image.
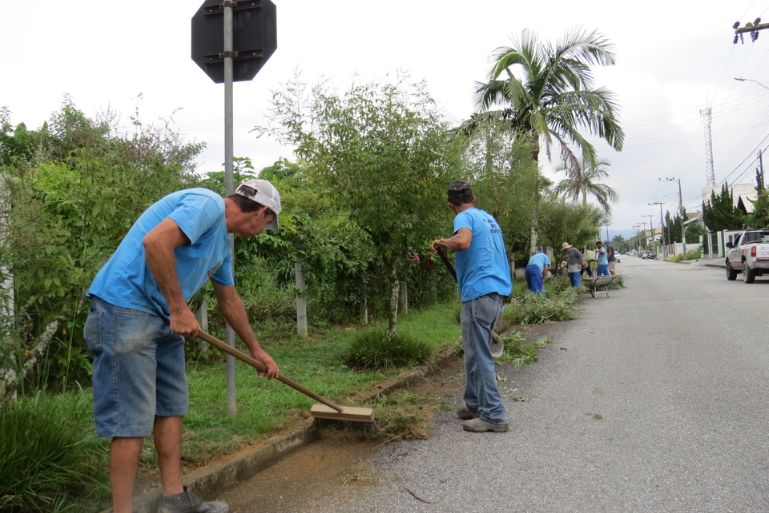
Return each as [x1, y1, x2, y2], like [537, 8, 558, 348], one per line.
[84, 296, 188, 438]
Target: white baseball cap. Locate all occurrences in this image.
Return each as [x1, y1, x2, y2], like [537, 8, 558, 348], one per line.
[234, 178, 282, 232]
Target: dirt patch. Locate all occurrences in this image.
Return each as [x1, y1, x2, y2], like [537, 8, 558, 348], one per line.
[216, 357, 466, 512]
[218, 431, 379, 512]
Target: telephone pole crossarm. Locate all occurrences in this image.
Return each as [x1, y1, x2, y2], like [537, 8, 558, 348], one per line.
[734, 18, 769, 43]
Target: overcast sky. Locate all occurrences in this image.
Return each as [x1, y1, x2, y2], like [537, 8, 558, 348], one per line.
[2, 0, 769, 235]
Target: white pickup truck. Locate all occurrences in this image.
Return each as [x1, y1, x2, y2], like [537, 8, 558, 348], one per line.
[725, 229, 769, 283]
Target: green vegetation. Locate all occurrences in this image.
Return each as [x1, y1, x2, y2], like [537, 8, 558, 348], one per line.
[496, 332, 553, 366]
[499, 277, 580, 328]
[555, 157, 618, 213]
[703, 184, 744, 231]
[670, 249, 703, 263]
[343, 329, 432, 370]
[475, 28, 623, 250]
[0, 394, 106, 513]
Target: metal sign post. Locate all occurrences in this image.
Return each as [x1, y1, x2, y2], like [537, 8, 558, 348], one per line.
[223, 0, 236, 416]
[191, 0, 277, 416]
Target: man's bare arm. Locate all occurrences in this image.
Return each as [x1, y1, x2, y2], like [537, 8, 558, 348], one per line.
[212, 281, 279, 378]
[143, 218, 200, 336]
[431, 227, 472, 252]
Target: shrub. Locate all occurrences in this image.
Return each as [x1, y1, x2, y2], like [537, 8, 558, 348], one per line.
[686, 248, 702, 260]
[0, 395, 104, 512]
[343, 328, 431, 370]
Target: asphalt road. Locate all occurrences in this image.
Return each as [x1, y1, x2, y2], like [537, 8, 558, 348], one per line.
[224, 258, 769, 513]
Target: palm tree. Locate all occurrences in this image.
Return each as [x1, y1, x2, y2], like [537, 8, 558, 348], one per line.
[555, 157, 618, 212]
[475, 29, 624, 251]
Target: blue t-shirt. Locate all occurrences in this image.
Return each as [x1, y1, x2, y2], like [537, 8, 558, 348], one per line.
[453, 208, 512, 302]
[527, 252, 550, 274]
[596, 247, 609, 265]
[88, 188, 233, 318]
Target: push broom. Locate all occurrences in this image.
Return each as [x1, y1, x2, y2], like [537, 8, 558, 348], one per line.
[197, 331, 375, 423]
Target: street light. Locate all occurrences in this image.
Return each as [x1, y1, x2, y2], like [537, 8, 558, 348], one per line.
[734, 77, 769, 91]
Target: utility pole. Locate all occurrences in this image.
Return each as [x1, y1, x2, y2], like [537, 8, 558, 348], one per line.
[649, 201, 666, 257]
[643, 215, 655, 255]
[633, 224, 644, 252]
[660, 177, 686, 247]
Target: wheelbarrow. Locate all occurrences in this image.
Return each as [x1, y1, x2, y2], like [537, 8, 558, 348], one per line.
[584, 275, 614, 298]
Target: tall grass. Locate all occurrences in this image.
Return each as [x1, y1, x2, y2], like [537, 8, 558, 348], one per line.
[0, 393, 106, 513]
[343, 328, 432, 370]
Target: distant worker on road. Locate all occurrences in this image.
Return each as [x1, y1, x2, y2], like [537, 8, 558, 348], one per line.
[432, 180, 511, 433]
[595, 240, 610, 276]
[562, 242, 583, 287]
[606, 241, 617, 275]
[525, 248, 550, 294]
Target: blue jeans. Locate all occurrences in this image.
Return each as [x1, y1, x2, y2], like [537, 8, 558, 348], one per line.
[597, 264, 610, 276]
[525, 264, 543, 293]
[461, 294, 507, 423]
[84, 297, 188, 438]
[569, 271, 581, 287]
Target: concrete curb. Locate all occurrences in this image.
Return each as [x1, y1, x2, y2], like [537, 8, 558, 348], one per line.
[109, 345, 461, 513]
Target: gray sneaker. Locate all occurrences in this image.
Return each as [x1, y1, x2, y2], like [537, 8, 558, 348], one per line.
[462, 417, 509, 433]
[456, 404, 480, 420]
[157, 487, 229, 513]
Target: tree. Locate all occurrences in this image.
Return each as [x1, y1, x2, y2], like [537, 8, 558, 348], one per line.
[475, 29, 624, 252]
[538, 198, 602, 258]
[702, 185, 744, 231]
[555, 157, 617, 212]
[459, 116, 539, 263]
[746, 189, 769, 228]
[611, 235, 629, 253]
[1, 101, 203, 391]
[269, 77, 463, 339]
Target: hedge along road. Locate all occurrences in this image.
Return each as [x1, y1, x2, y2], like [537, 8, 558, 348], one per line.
[219, 257, 769, 513]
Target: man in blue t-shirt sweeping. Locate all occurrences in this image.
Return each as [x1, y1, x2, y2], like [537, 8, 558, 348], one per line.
[431, 180, 511, 433]
[84, 179, 281, 513]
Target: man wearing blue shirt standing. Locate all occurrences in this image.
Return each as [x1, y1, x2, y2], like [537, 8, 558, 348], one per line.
[595, 240, 610, 276]
[85, 179, 282, 513]
[525, 248, 550, 294]
[432, 181, 512, 433]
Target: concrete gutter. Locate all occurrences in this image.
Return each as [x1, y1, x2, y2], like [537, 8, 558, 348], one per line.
[107, 345, 460, 513]
[695, 258, 725, 268]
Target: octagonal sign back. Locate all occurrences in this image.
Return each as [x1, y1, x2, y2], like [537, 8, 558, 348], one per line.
[191, 0, 277, 83]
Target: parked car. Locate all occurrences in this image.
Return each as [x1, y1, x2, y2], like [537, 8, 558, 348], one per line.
[724, 229, 769, 283]
[615, 252, 622, 263]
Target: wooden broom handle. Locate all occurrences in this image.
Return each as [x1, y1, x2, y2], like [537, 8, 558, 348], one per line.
[197, 331, 343, 413]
